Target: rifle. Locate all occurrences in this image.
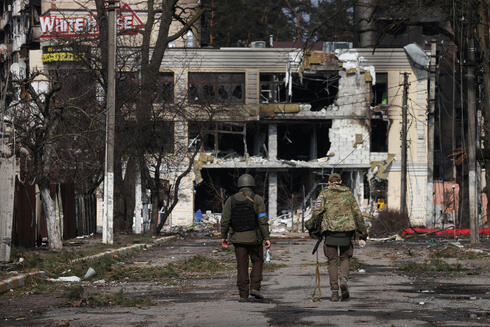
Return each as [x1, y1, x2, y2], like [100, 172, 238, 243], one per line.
[312, 235, 323, 255]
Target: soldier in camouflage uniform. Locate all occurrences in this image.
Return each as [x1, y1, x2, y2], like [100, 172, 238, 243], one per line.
[312, 173, 367, 302]
[221, 174, 271, 302]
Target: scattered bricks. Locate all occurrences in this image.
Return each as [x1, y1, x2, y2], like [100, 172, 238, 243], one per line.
[0, 271, 46, 294]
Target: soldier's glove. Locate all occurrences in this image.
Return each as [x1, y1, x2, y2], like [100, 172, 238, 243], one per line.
[358, 240, 366, 248]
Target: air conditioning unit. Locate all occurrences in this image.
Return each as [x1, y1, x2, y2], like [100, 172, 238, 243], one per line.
[322, 42, 353, 53]
[250, 41, 266, 48]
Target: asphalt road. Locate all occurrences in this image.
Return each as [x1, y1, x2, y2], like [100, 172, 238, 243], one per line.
[1, 236, 489, 326]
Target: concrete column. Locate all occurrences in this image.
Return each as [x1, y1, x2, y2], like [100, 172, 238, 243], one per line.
[268, 172, 278, 222]
[354, 170, 364, 205]
[310, 125, 317, 160]
[268, 124, 277, 160]
[170, 120, 194, 226]
[174, 121, 188, 153]
[171, 173, 195, 226]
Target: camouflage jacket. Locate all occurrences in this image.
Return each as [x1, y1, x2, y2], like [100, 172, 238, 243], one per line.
[312, 184, 367, 237]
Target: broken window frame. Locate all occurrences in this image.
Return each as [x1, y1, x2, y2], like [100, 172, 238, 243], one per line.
[371, 72, 388, 107]
[188, 72, 245, 105]
[153, 72, 174, 104]
[189, 121, 249, 158]
[370, 116, 389, 152]
[260, 73, 286, 104]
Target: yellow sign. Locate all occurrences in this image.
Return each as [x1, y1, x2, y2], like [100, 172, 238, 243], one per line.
[42, 46, 87, 64]
[42, 52, 86, 63]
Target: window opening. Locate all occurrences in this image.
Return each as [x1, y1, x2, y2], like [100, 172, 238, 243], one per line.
[291, 72, 338, 111]
[188, 72, 245, 104]
[154, 72, 174, 103]
[370, 118, 388, 152]
[260, 73, 286, 103]
[371, 72, 388, 107]
[277, 122, 331, 160]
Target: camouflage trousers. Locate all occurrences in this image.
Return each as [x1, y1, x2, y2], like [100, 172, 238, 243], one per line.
[323, 243, 353, 290]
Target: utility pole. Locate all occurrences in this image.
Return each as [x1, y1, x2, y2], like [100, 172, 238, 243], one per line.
[400, 72, 409, 215]
[103, 0, 118, 244]
[426, 40, 436, 228]
[466, 35, 479, 244]
[478, 0, 490, 239]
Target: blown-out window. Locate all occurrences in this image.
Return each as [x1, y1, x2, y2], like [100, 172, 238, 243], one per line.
[188, 72, 245, 104]
[154, 72, 174, 103]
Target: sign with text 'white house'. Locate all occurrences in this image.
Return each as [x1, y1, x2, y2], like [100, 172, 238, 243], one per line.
[40, 3, 144, 38]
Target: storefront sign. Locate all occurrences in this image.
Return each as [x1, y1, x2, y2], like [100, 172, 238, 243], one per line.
[42, 46, 88, 63]
[40, 3, 144, 38]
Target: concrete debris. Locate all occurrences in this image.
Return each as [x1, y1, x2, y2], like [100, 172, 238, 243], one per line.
[336, 49, 376, 85]
[369, 235, 401, 242]
[47, 276, 81, 282]
[163, 211, 221, 235]
[449, 241, 464, 249]
[269, 207, 312, 234]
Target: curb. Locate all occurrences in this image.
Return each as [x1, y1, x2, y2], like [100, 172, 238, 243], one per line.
[0, 235, 176, 294]
[69, 235, 177, 263]
[0, 271, 46, 294]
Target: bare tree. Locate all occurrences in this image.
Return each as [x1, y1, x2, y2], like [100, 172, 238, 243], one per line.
[10, 68, 105, 250]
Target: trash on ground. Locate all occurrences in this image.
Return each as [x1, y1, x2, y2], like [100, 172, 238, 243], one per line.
[83, 267, 96, 279]
[368, 235, 399, 242]
[48, 276, 81, 282]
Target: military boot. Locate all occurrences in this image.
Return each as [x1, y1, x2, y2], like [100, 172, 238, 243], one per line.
[250, 289, 264, 300]
[340, 284, 349, 300]
[331, 290, 339, 302]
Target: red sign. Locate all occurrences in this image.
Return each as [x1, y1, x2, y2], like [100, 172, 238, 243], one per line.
[40, 3, 144, 38]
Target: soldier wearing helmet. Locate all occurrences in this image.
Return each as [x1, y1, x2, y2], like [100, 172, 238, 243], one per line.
[312, 172, 367, 302]
[221, 173, 271, 302]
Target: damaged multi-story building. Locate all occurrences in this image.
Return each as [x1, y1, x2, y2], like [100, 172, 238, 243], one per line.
[158, 45, 434, 231]
[1, 0, 41, 140]
[23, 0, 436, 236]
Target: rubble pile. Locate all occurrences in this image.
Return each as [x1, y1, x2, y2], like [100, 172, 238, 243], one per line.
[270, 207, 312, 234]
[161, 211, 221, 236]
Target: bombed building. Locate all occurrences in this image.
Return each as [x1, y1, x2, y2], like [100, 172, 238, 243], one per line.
[158, 46, 433, 231]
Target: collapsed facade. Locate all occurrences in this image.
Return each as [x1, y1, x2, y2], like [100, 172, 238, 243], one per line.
[159, 46, 434, 231]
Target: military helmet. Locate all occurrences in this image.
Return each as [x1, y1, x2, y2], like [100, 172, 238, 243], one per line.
[328, 173, 342, 183]
[237, 174, 255, 188]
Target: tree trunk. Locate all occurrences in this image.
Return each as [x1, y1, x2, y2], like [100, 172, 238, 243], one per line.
[40, 185, 62, 251]
[133, 161, 144, 234]
[150, 186, 161, 233]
